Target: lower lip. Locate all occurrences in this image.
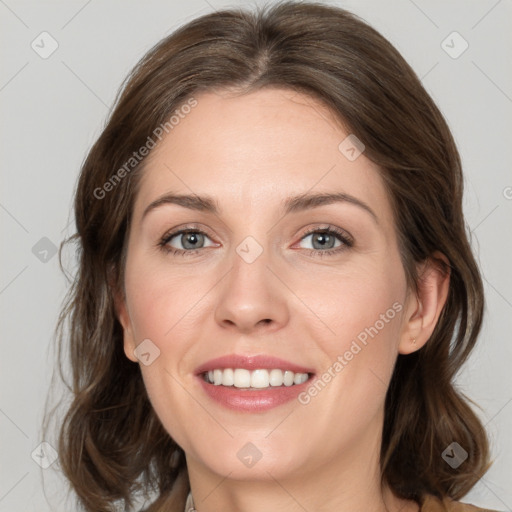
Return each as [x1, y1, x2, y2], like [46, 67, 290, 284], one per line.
[197, 376, 313, 412]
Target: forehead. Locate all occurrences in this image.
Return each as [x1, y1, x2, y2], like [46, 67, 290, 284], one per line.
[133, 87, 393, 226]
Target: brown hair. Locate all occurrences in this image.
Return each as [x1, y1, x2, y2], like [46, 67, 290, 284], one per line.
[45, 1, 492, 510]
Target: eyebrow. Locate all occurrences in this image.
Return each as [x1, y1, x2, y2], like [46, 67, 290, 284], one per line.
[142, 191, 378, 224]
[283, 192, 378, 223]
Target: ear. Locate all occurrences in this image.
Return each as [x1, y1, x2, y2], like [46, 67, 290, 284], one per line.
[113, 284, 138, 363]
[398, 251, 451, 355]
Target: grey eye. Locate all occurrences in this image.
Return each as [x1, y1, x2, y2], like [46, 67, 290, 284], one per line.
[168, 232, 214, 250]
[299, 232, 342, 250]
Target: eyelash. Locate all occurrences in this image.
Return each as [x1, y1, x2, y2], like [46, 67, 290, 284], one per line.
[157, 224, 354, 258]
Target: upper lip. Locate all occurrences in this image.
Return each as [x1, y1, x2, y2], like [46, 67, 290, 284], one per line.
[195, 354, 315, 375]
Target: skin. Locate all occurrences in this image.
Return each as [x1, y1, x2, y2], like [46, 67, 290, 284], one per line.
[117, 88, 450, 512]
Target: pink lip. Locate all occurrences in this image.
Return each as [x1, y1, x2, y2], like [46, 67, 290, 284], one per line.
[195, 354, 316, 413]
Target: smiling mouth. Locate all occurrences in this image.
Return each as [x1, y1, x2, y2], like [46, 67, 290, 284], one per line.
[202, 368, 313, 389]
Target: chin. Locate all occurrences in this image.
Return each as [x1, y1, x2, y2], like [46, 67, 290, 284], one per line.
[184, 433, 308, 480]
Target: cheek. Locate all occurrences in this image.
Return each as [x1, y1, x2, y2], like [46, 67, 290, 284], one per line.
[331, 278, 403, 360]
[297, 258, 405, 350]
[123, 253, 210, 343]
[122, 252, 217, 429]
[123, 258, 210, 449]
[293, 259, 406, 413]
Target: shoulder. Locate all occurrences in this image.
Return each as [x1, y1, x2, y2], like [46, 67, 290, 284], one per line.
[420, 494, 502, 512]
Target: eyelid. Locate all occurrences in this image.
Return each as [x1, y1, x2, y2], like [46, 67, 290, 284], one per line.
[157, 224, 219, 255]
[290, 225, 353, 259]
[167, 230, 217, 250]
[159, 223, 216, 243]
[158, 223, 354, 257]
[296, 225, 353, 246]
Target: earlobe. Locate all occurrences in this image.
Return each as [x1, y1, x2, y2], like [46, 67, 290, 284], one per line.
[398, 252, 451, 355]
[113, 289, 138, 363]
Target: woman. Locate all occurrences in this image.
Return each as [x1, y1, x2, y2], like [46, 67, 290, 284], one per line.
[48, 2, 499, 511]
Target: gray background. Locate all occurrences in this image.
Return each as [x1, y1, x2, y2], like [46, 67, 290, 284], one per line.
[1, 0, 511, 510]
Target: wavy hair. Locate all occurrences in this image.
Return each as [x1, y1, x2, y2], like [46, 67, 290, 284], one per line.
[45, 2, 491, 510]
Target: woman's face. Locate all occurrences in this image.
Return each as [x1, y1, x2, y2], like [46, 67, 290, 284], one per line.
[118, 88, 417, 482]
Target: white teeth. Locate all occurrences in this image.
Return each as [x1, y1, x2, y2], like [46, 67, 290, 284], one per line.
[294, 372, 308, 384]
[283, 370, 294, 386]
[213, 369, 223, 385]
[204, 368, 310, 388]
[269, 369, 284, 386]
[293, 372, 301, 385]
[250, 369, 269, 388]
[221, 368, 234, 386]
[234, 369, 251, 388]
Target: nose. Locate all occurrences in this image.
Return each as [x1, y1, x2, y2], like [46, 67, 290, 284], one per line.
[214, 243, 290, 334]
